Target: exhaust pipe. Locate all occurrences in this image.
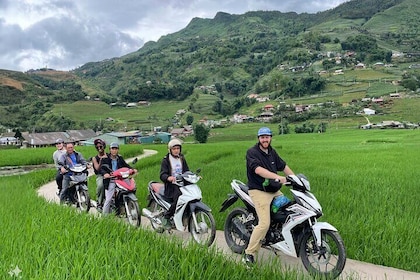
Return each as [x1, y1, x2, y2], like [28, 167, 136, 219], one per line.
[142, 208, 153, 219]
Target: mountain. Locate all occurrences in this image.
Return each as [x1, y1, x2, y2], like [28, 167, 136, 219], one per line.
[72, 0, 418, 96]
[1, 0, 419, 132]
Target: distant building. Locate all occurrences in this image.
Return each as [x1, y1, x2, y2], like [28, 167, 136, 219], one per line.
[363, 108, 375, 115]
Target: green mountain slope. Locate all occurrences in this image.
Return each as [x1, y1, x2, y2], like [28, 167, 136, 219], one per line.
[1, 0, 419, 132]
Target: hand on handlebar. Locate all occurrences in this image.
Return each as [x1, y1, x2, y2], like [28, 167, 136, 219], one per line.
[168, 176, 177, 183]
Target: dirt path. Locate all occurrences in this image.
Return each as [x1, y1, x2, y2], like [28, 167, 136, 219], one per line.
[36, 149, 420, 280]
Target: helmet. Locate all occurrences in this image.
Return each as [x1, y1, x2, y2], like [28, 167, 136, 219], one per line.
[94, 139, 106, 148]
[257, 127, 272, 137]
[55, 138, 64, 144]
[168, 138, 182, 149]
[110, 142, 119, 149]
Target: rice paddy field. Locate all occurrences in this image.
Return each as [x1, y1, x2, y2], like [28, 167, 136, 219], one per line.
[1, 127, 419, 279]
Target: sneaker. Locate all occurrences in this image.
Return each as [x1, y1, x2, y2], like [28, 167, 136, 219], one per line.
[242, 254, 255, 267]
[161, 217, 172, 229]
[56, 189, 61, 197]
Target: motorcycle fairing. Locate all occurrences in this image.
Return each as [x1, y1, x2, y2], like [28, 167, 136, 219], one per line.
[115, 178, 136, 192]
[147, 182, 172, 210]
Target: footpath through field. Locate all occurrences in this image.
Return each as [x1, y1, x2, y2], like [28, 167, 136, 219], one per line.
[37, 149, 420, 280]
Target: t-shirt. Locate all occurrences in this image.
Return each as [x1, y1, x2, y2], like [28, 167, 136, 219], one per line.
[169, 155, 182, 177]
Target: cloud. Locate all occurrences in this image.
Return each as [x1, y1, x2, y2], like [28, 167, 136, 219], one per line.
[0, 0, 348, 71]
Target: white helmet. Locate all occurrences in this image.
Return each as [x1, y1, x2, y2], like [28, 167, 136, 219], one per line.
[168, 138, 182, 149]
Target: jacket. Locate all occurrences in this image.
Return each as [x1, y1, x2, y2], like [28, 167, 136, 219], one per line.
[100, 154, 131, 189]
[160, 153, 189, 198]
[246, 143, 287, 191]
[57, 151, 87, 176]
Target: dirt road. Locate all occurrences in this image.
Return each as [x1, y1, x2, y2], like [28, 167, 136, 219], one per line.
[37, 149, 420, 280]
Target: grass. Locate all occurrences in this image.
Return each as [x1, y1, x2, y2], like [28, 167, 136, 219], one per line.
[0, 170, 304, 279]
[1, 128, 420, 278]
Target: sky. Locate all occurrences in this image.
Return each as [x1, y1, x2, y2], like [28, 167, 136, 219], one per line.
[0, 0, 349, 72]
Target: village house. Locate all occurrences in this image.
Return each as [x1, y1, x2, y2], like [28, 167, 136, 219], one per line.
[263, 104, 274, 111]
[170, 126, 194, 138]
[21, 129, 97, 148]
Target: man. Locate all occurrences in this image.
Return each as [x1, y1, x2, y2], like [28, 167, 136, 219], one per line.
[52, 138, 66, 196]
[101, 142, 137, 215]
[159, 138, 190, 229]
[91, 139, 108, 211]
[243, 127, 295, 266]
[58, 142, 87, 204]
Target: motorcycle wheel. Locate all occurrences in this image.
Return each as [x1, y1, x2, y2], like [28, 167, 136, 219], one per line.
[299, 229, 346, 279]
[125, 199, 141, 227]
[148, 201, 164, 230]
[224, 207, 253, 254]
[189, 210, 216, 247]
[77, 189, 91, 212]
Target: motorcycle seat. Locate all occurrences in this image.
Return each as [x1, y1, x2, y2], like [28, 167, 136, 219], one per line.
[151, 182, 165, 195]
[150, 182, 174, 202]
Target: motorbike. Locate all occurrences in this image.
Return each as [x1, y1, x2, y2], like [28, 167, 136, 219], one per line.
[142, 169, 216, 246]
[102, 163, 141, 227]
[220, 174, 346, 279]
[64, 164, 91, 212]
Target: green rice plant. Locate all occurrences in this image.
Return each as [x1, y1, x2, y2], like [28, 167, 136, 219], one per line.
[1, 129, 420, 274]
[0, 170, 305, 279]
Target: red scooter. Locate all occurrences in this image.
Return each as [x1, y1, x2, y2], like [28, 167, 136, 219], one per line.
[105, 164, 141, 227]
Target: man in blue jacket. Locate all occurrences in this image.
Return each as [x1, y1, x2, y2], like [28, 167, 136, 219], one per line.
[58, 142, 87, 204]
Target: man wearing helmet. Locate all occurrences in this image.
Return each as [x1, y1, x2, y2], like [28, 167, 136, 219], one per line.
[159, 138, 190, 228]
[53, 138, 66, 196]
[92, 139, 108, 211]
[243, 127, 295, 266]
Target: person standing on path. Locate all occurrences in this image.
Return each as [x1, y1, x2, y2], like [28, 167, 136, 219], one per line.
[52, 138, 66, 196]
[91, 139, 108, 211]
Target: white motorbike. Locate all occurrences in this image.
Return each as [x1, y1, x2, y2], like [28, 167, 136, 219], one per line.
[142, 170, 216, 246]
[220, 174, 346, 279]
[65, 164, 91, 212]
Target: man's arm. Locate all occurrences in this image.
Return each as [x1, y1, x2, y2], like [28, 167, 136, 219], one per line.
[255, 166, 288, 183]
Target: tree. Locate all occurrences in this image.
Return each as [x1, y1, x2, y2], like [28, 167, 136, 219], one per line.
[278, 120, 290, 135]
[13, 129, 23, 144]
[186, 115, 194, 125]
[194, 124, 210, 143]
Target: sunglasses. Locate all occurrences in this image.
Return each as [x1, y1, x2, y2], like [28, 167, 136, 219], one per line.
[111, 147, 119, 150]
[96, 145, 104, 150]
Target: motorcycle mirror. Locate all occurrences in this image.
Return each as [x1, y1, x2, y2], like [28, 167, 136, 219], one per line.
[196, 168, 201, 174]
[88, 156, 93, 162]
[132, 158, 138, 164]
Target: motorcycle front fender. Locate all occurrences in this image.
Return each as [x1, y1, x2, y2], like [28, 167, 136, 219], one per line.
[312, 222, 338, 246]
[123, 193, 138, 202]
[76, 183, 88, 191]
[219, 194, 238, 212]
[189, 201, 211, 213]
